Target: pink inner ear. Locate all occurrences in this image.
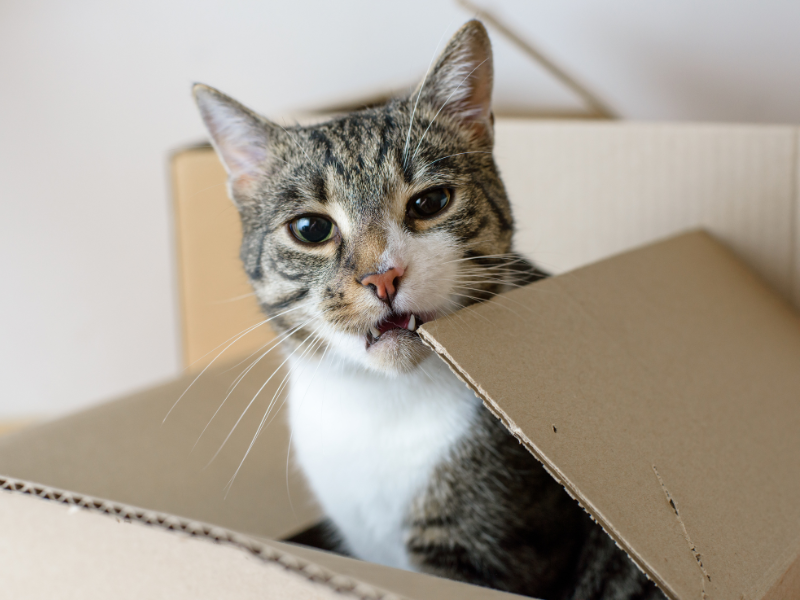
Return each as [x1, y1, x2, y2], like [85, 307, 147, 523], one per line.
[229, 172, 260, 197]
[226, 142, 267, 183]
[444, 60, 493, 141]
[221, 142, 267, 198]
[194, 86, 270, 196]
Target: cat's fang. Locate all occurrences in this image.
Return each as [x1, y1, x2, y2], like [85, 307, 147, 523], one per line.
[369, 325, 381, 339]
[407, 314, 416, 331]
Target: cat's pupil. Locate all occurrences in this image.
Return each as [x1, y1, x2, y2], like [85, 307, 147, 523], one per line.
[411, 189, 450, 218]
[291, 215, 334, 243]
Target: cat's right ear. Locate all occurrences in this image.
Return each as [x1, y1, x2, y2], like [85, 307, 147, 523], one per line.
[192, 84, 271, 201]
[415, 20, 494, 143]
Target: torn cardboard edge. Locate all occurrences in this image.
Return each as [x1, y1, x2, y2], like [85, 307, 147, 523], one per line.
[416, 328, 670, 598]
[0, 474, 394, 600]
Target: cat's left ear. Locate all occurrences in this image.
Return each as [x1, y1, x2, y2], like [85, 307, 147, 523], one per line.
[417, 20, 494, 142]
[192, 84, 272, 201]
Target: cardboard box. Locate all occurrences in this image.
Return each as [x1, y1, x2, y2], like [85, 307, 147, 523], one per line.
[1, 120, 799, 599]
[171, 144, 278, 368]
[171, 120, 800, 369]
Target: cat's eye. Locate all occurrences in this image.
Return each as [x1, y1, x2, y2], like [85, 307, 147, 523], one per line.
[289, 215, 336, 244]
[408, 188, 451, 219]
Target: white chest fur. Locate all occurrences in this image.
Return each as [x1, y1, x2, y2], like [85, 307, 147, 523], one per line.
[287, 353, 480, 570]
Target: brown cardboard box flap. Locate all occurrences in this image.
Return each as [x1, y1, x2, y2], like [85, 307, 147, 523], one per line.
[418, 230, 800, 599]
[0, 477, 345, 600]
[0, 353, 320, 540]
[0, 476, 522, 599]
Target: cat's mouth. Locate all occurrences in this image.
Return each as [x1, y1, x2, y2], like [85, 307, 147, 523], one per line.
[365, 312, 427, 348]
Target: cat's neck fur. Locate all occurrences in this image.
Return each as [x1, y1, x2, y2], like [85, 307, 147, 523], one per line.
[286, 351, 480, 569]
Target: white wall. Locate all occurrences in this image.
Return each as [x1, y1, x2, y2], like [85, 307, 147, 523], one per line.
[3, 0, 800, 418]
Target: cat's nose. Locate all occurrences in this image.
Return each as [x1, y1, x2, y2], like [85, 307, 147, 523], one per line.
[359, 266, 405, 304]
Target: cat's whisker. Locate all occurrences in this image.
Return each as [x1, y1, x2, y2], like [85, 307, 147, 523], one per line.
[459, 263, 529, 272]
[451, 267, 535, 281]
[182, 180, 229, 203]
[441, 303, 477, 332]
[451, 290, 525, 319]
[442, 295, 495, 327]
[445, 276, 527, 288]
[419, 151, 493, 174]
[184, 306, 302, 371]
[455, 272, 530, 284]
[276, 122, 312, 163]
[416, 363, 436, 383]
[209, 320, 325, 471]
[453, 274, 527, 284]
[221, 304, 321, 374]
[443, 253, 527, 265]
[223, 352, 263, 392]
[164, 305, 305, 423]
[210, 291, 256, 304]
[261, 333, 325, 431]
[451, 286, 535, 318]
[193, 316, 317, 451]
[223, 330, 326, 495]
[403, 22, 455, 167]
[284, 426, 298, 520]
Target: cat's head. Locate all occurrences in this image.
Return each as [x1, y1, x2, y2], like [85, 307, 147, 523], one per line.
[194, 20, 528, 376]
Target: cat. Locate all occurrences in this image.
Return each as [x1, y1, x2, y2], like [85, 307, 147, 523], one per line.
[193, 20, 665, 600]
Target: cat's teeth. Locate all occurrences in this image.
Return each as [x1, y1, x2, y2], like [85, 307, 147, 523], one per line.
[407, 314, 416, 331]
[369, 325, 380, 339]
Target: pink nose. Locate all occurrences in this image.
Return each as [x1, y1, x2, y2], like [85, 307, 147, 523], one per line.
[360, 266, 405, 302]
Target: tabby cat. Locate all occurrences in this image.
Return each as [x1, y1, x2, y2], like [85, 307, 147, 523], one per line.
[193, 20, 664, 600]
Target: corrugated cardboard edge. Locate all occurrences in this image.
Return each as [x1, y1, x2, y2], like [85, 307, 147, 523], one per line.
[416, 329, 675, 600]
[0, 474, 402, 600]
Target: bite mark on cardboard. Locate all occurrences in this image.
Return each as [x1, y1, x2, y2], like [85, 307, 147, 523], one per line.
[653, 465, 711, 598]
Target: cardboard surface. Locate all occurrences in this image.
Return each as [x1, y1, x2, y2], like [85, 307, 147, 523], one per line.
[0, 354, 319, 540]
[172, 121, 800, 371]
[419, 231, 800, 600]
[0, 484, 343, 600]
[495, 120, 800, 309]
[172, 146, 277, 368]
[272, 540, 527, 600]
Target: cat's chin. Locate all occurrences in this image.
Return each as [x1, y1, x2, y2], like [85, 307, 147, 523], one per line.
[364, 329, 431, 376]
